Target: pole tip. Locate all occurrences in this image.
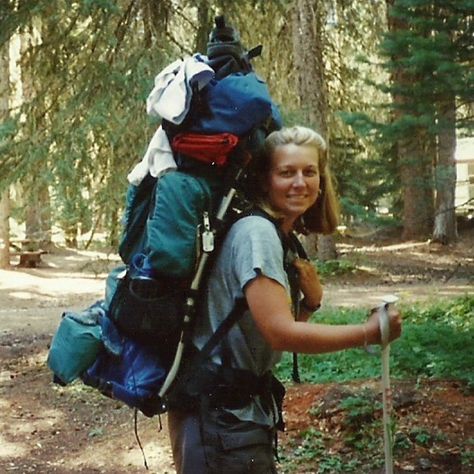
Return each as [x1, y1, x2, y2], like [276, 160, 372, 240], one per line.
[381, 294, 399, 305]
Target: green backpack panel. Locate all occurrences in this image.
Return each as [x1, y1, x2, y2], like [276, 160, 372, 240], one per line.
[119, 170, 222, 279]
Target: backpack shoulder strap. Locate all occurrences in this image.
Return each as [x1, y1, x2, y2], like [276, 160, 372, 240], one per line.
[241, 208, 307, 384]
[240, 206, 307, 263]
[188, 208, 305, 383]
[288, 231, 308, 260]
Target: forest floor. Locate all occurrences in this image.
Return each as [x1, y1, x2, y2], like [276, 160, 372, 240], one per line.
[0, 225, 472, 473]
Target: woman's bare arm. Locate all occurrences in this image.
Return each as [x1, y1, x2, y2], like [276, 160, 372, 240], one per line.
[245, 275, 402, 354]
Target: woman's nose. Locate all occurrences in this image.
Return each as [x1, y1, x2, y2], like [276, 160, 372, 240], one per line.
[292, 172, 306, 186]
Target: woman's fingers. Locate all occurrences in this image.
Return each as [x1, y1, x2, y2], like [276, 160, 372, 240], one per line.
[293, 258, 320, 282]
[292, 258, 323, 307]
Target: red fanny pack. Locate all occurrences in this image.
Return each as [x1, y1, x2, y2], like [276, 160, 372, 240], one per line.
[172, 133, 239, 167]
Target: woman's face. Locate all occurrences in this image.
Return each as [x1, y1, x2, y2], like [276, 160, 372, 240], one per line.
[266, 143, 321, 230]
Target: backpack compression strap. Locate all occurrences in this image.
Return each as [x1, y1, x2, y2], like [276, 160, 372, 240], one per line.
[189, 297, 249, 369]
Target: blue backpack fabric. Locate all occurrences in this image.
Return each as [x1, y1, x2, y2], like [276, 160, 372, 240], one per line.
[187, 72, 281, 136]
[82, 326, 166, 418]
[47, 299, 168, 417]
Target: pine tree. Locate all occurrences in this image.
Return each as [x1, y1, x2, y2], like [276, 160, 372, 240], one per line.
[342, 0, 473, 241]
[0, 0, 177, 247]
[379, 0, 472, 241]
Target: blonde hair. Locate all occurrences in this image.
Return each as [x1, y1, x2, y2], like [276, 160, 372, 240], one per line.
[248, 126, 339, 234]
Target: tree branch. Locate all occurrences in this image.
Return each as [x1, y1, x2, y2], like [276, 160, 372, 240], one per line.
[107, 0, 138, 64]
[165, 30, 193, 56]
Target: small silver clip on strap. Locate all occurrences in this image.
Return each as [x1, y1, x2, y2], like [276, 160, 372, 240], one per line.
[201, 211, 215, 253]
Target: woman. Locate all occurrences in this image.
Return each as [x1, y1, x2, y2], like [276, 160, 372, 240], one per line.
[168, 126, 402, 473]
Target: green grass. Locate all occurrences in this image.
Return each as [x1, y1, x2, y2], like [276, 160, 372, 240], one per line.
[276, 295, 473, 473]
[278, 428, 363, 473]
[275, 295, 474, 388]
[315, 259, 357, 278]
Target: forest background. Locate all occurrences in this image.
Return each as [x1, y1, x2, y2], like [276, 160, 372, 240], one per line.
[0, 0, 472, 261]
[0, 1, 473, 473]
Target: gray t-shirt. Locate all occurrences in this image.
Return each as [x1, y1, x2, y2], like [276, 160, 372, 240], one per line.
[192, 215, 292, 426]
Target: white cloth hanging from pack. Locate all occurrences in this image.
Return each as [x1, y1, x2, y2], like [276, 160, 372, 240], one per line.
[127, 126, 175, 185]
[146, 54, 214, 124]
[128, 55, 214, 185]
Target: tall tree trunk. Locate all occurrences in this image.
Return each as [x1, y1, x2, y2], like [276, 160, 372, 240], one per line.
[0, 192, 10, 269]
[387, 0, 434, 241]
[107, 207, 120, 250]
[291, 0, 337, 260]
[24, 182, 52, 250]
[292, 0, 328, 134]
[433, 95, 457, 244]
[21, 21, 52, 251]
[0, 38, 11, 268]
[398, 135, 434, 240]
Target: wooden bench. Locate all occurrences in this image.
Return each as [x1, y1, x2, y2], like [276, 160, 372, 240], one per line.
[17, 250, 46, 268]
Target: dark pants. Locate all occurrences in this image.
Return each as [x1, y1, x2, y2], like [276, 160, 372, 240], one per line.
[168, 402, 277, 474]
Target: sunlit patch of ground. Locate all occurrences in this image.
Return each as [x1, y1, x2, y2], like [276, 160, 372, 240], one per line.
[63, 435, 175, 473]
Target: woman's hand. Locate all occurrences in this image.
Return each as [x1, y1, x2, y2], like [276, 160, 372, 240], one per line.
[292, 258, 323, 316]
[365, 306, 402, 345]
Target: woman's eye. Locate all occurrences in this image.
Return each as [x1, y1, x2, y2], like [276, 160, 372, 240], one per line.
[276, 168, 318, 178]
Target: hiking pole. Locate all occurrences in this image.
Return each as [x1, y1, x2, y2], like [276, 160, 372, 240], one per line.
[379, 294, 398, 474]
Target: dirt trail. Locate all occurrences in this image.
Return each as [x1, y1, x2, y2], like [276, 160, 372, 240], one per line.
[0, 250, 175, 473]
[0, 236, 472, 473]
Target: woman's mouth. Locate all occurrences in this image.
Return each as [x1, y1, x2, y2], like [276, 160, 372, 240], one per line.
[287, 194, 307, 199]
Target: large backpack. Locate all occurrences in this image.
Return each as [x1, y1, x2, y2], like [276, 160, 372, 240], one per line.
[77, 210, 308, 418]
[48, 16, 286, 417]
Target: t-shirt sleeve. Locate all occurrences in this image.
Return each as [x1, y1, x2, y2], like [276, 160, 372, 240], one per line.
[230, 216, 289, 292]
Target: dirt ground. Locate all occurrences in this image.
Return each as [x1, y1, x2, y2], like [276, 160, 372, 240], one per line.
[0, 228, 472, 473]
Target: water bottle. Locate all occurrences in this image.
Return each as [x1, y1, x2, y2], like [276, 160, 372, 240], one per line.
[129, 253, 161, 299]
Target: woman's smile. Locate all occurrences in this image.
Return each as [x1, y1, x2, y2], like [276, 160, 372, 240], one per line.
[287, 194, 308, 198]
